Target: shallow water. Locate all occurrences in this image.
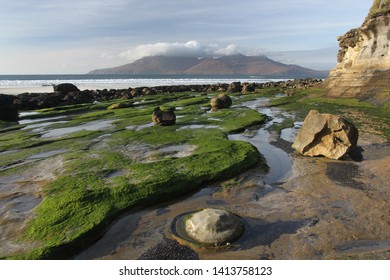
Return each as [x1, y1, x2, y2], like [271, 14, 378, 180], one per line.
[41, 120, 115, 138]
[177, 124, 220, 131]
[280, 121, 303, 143]
[19, 115, 67, 125]
[75, 97, 297, 260]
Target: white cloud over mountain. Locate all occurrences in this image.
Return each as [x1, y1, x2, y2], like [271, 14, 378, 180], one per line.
[120, 41, 241, 62]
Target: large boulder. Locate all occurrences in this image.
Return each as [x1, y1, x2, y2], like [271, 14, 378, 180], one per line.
[53, 83, 79, 94]
[152, 107, 176, 126]
[184, 208, 244, 244]
[210, 93, 232, 109]
[292, 110, 359, 160]
[0, 94, 18, 121]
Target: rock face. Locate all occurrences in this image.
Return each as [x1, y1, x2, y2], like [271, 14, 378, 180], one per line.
[292, 110, 359, 160]
[0, 94, 18, 121]
[184, 208, 244, 244]
[152, 107, 176, 126]
[210, 93, 233, 109]
[324, 1, 390, 104]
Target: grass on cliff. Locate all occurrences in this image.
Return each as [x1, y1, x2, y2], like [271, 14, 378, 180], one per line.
[1, 91, 267, 259]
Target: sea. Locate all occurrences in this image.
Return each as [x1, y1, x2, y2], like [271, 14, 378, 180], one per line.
[0, 74, 287, 95]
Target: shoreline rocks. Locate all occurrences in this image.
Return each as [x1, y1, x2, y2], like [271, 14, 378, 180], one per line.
[0, 79, 323, 114]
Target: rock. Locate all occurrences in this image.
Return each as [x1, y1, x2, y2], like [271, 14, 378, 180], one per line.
[184, 208, 244, 244]
[285, 89, 295, 96]
[210, 93, 232, 109]
[324, 1, 390, 105]
[107, 102, 127, 110]
[63, 90, 94, 104]
[0, 94, 18, 121]
[53, 83, 80, 94]
[241, 83, 256, 94]
[227, 82, 242, 93]
[152, 107, 176, 126]
[292, 110, 359, 160]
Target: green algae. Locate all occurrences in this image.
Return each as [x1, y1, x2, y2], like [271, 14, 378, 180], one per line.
[1, 91, 267, 259]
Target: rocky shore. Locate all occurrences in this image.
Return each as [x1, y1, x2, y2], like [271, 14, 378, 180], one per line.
[0, 79, 322, 120]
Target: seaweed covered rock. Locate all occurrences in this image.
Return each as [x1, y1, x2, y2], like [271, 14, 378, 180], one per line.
[292, 110, 359, 160]
[0, 94, 18, 121]
[210, 93, 232, 109]
[184, 208, 244, 245]
[152, 107, 176, 126]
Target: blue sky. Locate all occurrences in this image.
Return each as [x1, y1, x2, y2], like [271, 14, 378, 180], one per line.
[0, 0, 373, 74]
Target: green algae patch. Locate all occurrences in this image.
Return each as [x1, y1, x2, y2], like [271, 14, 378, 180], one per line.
[17, 130, 261, 259]
[1, 92, 267, 259]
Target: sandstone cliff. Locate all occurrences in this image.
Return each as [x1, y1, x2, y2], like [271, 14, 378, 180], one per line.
[324, 0, 390, 104]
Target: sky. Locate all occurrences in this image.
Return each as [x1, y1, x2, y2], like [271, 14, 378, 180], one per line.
[0, 0, 373, 74]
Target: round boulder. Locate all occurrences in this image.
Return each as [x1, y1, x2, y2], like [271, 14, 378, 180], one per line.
[184, 208, 244, 245]
[210, 93, 232, 109]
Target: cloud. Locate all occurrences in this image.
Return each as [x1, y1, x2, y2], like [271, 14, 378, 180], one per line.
[120, 40, 241, 61]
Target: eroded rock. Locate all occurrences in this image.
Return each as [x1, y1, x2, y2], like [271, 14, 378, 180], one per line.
[184, 208, 244, 244]
[324, 2, 390, 104]
[292, 110, 359, 160]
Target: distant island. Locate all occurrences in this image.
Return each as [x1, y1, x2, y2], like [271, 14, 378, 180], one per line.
[88, 54, 329, 78]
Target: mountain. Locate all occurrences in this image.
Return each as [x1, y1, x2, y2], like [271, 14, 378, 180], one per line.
[89, 54, 329, 78]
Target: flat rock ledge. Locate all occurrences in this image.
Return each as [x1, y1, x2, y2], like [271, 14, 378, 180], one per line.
[184, 208, 244, 245]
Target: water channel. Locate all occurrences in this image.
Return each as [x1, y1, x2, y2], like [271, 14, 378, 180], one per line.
[75, 98, 302, 260]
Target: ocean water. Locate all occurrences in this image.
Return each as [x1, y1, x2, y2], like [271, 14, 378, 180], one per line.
[0, 74, 286, 94]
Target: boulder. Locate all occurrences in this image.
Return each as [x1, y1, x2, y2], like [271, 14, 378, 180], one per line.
[152, 107, 176, 126]
[0, 94, 18, 121]
[184, 208, 244, 244]
[241, 83, 256, 94]
[53, 83, 80, 94]
[210, 93, 232, 109]
[227, 82, 242, 93]
[292, 110, 359, 160]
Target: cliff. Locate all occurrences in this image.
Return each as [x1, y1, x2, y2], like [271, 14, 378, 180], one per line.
[324, 0, 390, 104]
